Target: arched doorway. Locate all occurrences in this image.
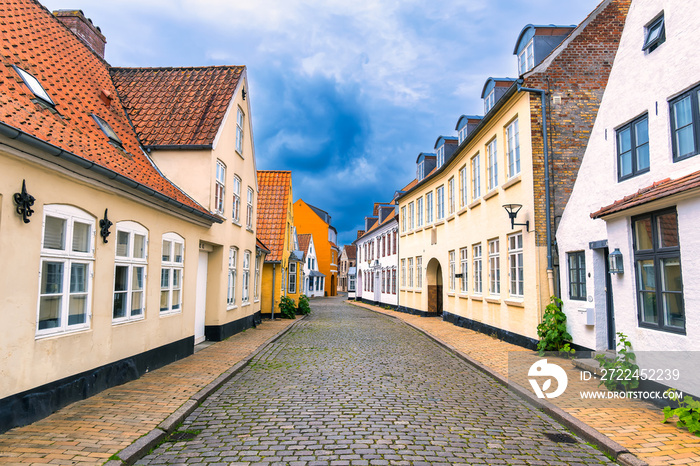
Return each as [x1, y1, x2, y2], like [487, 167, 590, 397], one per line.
[426, 258, 443, 316]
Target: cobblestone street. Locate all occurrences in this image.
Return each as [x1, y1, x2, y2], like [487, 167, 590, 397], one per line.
[137, 296, 614, 465]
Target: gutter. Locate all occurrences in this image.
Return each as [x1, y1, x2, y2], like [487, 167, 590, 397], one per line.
[271, 263, 276, 320]
[144, 144, 213, 151]
[516, 80, 555, 298]
[0, 121, 222, 225]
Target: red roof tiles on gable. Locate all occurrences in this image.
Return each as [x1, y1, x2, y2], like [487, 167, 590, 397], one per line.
[344, 245, 357, 260]
[591, 171, 700, 219]
[0, 0, 211, 218]
[297, 233, 312, 254]
[110, 66, 244, 147]
[256, 170, 292, 262]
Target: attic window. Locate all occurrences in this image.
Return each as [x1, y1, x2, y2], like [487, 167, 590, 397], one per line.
[13, 65, 55, 108]
[643, 14, 665, 52]
[91, 114, 123, 149]
[484, 89, 496, 114]
[517, 40, 534, 74]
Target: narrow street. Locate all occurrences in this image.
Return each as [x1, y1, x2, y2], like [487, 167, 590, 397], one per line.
[137, 296, 614, 465]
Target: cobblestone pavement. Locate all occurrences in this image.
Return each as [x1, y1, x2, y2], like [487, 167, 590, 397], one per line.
[138, 296, 615, 465]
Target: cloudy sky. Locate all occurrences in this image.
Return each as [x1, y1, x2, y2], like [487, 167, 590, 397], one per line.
[42, 0, 600, 246]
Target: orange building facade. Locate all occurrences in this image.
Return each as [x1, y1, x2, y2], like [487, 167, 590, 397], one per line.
[293, 199, 338, 296]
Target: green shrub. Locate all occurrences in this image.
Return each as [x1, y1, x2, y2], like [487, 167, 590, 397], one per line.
[297, 295, 311, 315]
[664, 390, 700, 436]
[537, 296, 574, 355]
[278, 296, 297, 319]
[595, 332, 639, 392]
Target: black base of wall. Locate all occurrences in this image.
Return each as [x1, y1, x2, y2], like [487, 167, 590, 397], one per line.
[356, 298, 400, 311]
[0, 336, 193, 435]
[442, 311, 539, 350]
[396, 305, 432, 317]
[205, 311, 261, 341]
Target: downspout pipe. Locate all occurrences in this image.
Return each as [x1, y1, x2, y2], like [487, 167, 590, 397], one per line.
[517, 81, 555, 298]
[271, 263, 276, 320]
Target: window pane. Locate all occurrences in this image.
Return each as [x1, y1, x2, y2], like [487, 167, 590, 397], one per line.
[160, 290, 169, 312]
[637, 259, 656, 290]
[113, 292, 127, 319]
[634, 217, 653, 250]
[44, 216, 66, 250]
[161, 268, 170, 288]
[68, 295, 87, 325]
[661, 258, 682, 292]
[640, 291, 657, 324]
[114, 265, 128, 292]
[618, 127, 632, 177]
[635, 119, 650, 171]
[41, 261, 64, 294]
[70, 263, 87, 293]
[116, 231, 130, 257]
[174, 243, 184, 263]
[162, 240, 171, 261]
[657, 212, 679, 248]
[674, 97, 695, 157]
[663, 292, 684, 329]
[72, 222, 91, 253]
[39, 296, 61, 329]
[133, 234, 146, 259]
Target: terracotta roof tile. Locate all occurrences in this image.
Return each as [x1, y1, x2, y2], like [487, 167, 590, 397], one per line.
[343, 244, 356, 260]
[591, 171, 700, 219]
[401, 179, 418, 192]
[0, 0, 210, 217]
[256, 237, 271, 254]
[256, 170, 292, 262]
[110, 66, 244, 147]
[297, 233, 312, 254]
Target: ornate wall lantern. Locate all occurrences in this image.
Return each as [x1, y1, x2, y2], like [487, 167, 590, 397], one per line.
[608, 248, 624, 274]
[13, 179, 35, 223]
[502, 203, 530, 232]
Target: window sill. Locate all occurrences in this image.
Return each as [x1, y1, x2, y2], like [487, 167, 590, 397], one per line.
[160, 310, 182, 317]
[446, 214, 456, 223]
[246, 227, 255, 234]
[468, 199, 481, 209]
[470, 295, 483, 301]
[236, 150, 244, 159]
[457, 206, 469, 217]
[458, 294, 469, 300]
[485, 297, 500, 304]
[483, 189, 498, 201]
[254, 299, 260, 303]
[112, 317, 145, 326]
[232, 221, 242, 228]
[504, 299, 524, 308]
[434, 219, 445, 226]
[414, 226, 424, 233]
[227, 305, 238, 311]
[424, 224, 434, 230]
[503, 174, 522, 190]
[407, 231, 414, 236]
[35, 326, 91, 340]
[242, 302, 251, 307]
[447, 292, 455, 297]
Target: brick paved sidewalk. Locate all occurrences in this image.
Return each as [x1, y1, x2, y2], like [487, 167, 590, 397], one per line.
[350, 301, 700, 466]
[0, 318, 298, 466]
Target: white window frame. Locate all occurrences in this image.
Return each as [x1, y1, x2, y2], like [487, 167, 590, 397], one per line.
[246, 187, 254, 229]
[416, 256, 422, 288]
[509, 233, 524, 298]
[243, 250, 251, 302]
[460, 247, 468, 293]
[471, 154, 481, 200]
[416, 197, 423, 227]
[160, 233, 184, 314]
[459, 165, 468, 208]
[232, 175, 241, 223]
[506, 119, 520, 179]
[113, 221, 148, 323]
[227, 247, 237, 308]
[488, 238, 500, 296]
[236, 107, 244, 155]
[448, 177, 455, 215]
[484, 89, 496, 113]
[37, 205, 95, 337]
[487, 138, 498, 191]
[401, 206, 406, 232]
[408, 258, 414, 288]
[473, 243, 483, 295]
[254, 252, 262, 301]
[409, 202, 415, 230]
[214, 160, 225, 215]
[426, 192, 434, 223]
[449, 250, 456, 292]
[437, 145, 445, 167]
[288, 261, 296, 295]
[401, 259, 406, 287]
[518, 39, 534, 74]
[436, 186, 445, 220]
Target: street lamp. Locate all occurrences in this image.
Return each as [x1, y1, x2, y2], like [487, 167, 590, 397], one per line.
[608, 248, 624, 274]
[502, 204, 530, 232]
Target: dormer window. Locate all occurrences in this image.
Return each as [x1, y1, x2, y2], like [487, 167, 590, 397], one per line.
[458, 126, 468, 144]
[643, 14, 665, 53]
[436, 145, 445, 167]
[518, 40, 534, 74]
[13, 65, 55, 108]
[417, 161, 425, 180]
[91, 114, 124, 149]
[484, 90, 496, 114]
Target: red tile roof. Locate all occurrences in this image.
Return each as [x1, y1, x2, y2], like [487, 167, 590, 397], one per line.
[110, 66, 244, 147]
[401, 179, 418, 192]
[256, 170, 292, 262]
[256, 237, 271, 254]
[343, 244, 357, 260]
[0, 0, 211, 218]
[297, 233, 312, 254]
[591, 170, 700, 219]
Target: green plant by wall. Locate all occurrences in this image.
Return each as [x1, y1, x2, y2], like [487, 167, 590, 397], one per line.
[663, 389, 700, 436]
[594, 332, 639, 392]
[537, 296, 574, 355]
[297, 295, 311, 315]
[278, 296, 297, 319]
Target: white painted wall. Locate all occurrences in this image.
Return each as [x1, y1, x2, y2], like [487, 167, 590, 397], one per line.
[302, 236, 325, 298]
[356, 218, 399, 306]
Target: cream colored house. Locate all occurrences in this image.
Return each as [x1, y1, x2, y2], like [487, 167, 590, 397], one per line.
[0, 3, 263, 432]
[396, 0, 631, 347]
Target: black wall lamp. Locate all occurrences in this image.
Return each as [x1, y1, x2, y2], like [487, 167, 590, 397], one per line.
[502, 203, 529, 232]
[608, 248, 624, 274]
[99, 208, 113, 243]
[14, 179, 35, 223]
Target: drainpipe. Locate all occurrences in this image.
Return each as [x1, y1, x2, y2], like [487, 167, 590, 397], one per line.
[517, 81, 555, 298]
[271, 263, 276, 320]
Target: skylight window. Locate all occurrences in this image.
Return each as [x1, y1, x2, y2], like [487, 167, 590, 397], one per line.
[642, 14, 665, 52]
[91, 114, 123, 149]
[13, 65, 55, 107]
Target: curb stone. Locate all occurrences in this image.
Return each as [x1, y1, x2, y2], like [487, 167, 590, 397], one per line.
[110, 315, 308, 465]
[351, 302, 649, 466]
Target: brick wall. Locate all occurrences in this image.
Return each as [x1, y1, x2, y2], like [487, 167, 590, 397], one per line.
[525, 0, 631, 253]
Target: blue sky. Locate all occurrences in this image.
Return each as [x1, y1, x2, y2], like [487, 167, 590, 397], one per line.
[42, 0, 600, 247]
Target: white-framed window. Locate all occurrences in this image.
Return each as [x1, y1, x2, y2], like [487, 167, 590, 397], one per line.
[214, 160, 225, 215]
[232, 176, 241, 223]
[408, 258, 414, 288]
[484, 89, 496, 113]
[401, 206, 406, 232]
[518, 39, 534, 75]
[416, 197, 423, 227]
[436, 186, 445, 220]
[426, 192, 434, 223]
[246, 187, 254, 229]
[227, 247, 237, 307]
[471, 154, 481, 200]
[473, 243, 482, 294]
[509, 233, 524, 297]
[448, 177, 455, 215]
[487, 138, 498, 190]
[488, 238, 500, 295]
[460, 248, 468, 293]
[160, 233, 184, 314]
[243, 250, 251, 302]
[254, 252, 261, 301]
[401, 259, 406, 287]
[437, 145, 445, 167]
[113, 222, 147, 323]
[236, 107, 244, 154]
[449, 250, 456, 291]
[381, 269, 386, 293]
[392, 267, 397, 294]
[417, 161, 425, 180]
[459, 165, 468, 208]
[416, 256, 422, 288]
[408, 202, 415, 230]
[506, 119, 520, 178]
[459, 126, 467, 144]
[37, 205, 95, 336]
[288, 261, 296, 295]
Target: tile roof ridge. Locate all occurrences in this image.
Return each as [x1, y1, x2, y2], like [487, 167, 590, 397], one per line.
[111, 65, 245, 71]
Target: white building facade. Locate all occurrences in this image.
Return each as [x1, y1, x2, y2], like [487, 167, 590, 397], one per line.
[301, 234, 325, 298]
[355, 206, 399, 307]
[557, 0, 700, 353]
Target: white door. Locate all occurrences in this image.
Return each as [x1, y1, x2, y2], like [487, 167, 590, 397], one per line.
[195, 251, 208, 344]
[374, 272, 381, 303]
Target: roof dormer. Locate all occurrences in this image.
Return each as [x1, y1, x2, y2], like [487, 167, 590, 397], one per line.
[456, 115, 483, 144]
[416, 152, 437, 181]
[434, 136, 458, 168]
[481, 78, 516, 114]
[513, 24, 575, 75]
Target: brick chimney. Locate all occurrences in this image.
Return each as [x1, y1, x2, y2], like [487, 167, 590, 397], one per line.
[54, 10, 106, 59]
